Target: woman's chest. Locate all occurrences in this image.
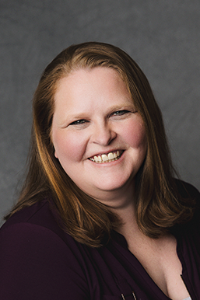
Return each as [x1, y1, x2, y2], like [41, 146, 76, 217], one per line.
[83, 231, 200, 300]
[127, 235, 190, 300]
[129, 236, 190, 300]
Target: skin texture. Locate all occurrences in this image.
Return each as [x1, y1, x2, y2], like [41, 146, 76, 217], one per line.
[51, 67, 147, 208]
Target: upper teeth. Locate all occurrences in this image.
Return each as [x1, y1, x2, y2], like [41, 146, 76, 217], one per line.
[90, 151, 121, 163]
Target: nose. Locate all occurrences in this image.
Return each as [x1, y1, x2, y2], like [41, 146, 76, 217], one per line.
[91, 122, 117, 146]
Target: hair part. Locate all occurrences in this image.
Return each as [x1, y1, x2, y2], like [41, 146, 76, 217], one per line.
[6, 42, 195, 247]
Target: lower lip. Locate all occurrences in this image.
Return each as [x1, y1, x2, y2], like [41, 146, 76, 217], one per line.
[88, 151, 125, 166]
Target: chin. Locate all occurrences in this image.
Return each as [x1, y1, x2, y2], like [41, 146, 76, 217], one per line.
[94, 178, 133, 194]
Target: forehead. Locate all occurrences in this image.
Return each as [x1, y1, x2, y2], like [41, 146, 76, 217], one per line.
[58, 66, 122, 83]
[55, 67, 129, 100]
[56, 66, 125, 89]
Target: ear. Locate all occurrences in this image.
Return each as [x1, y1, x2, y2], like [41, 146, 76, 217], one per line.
[54, 151, 58, 159]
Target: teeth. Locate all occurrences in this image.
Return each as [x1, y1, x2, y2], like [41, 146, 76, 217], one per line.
[94, 155, 101, 162]
[101, 154, 108, 162]
[108, 152, 114, 160]
[90, 151, 122, 163]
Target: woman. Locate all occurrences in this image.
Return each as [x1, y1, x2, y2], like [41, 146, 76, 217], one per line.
[0, 42, 199, 300]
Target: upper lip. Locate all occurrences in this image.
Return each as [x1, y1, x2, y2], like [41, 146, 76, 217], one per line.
[88, 149, 124, 159]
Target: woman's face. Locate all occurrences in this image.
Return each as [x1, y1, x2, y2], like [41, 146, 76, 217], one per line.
[51, 67, 147, 205]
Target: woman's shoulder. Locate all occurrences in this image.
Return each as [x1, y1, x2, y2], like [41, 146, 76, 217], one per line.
[0, 198, 80, 250]
[0, 198, 91, 269]
[1, 200, 59, 237]
[175, 178, 200, 200]
[174, 179, 200, 232]
[0, 200, 90, 300]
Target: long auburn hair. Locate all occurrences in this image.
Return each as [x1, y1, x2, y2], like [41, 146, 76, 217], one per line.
[6, 42, 195, 247]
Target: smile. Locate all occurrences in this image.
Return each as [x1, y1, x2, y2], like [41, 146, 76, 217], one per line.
[89, 150, 124, 163]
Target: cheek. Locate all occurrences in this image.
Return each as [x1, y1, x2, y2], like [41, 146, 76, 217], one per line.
[53, 131, 86, 163]
[121, 119, 147, 149]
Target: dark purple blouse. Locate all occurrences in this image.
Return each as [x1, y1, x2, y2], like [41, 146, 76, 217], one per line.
[0, 181, 200, 300]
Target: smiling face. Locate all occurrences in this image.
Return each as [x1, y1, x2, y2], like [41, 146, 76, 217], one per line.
[51, 67, 147, 206]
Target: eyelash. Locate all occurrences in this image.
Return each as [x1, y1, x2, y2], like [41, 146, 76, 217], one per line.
[70, 119, 88, 125]
[111, 110, 130, 116]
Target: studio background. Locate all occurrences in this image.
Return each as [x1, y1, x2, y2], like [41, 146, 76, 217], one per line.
[0, 0, 200, 222]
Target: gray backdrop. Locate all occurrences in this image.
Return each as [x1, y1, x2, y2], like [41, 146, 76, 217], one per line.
[0, 0, 200, 222]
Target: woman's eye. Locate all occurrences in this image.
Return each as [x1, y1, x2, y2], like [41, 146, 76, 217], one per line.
[112, 110, 130, 116]
[70, 119, 88, 125]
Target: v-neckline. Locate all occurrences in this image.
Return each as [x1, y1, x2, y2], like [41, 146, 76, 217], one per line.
[110, 230, 188, 300]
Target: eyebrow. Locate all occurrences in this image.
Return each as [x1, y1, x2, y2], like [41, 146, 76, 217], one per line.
[57, 103, 136, 127]
[69, 103, 136, 118]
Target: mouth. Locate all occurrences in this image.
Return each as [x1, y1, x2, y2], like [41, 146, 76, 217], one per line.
[88, 150, 124, 164]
